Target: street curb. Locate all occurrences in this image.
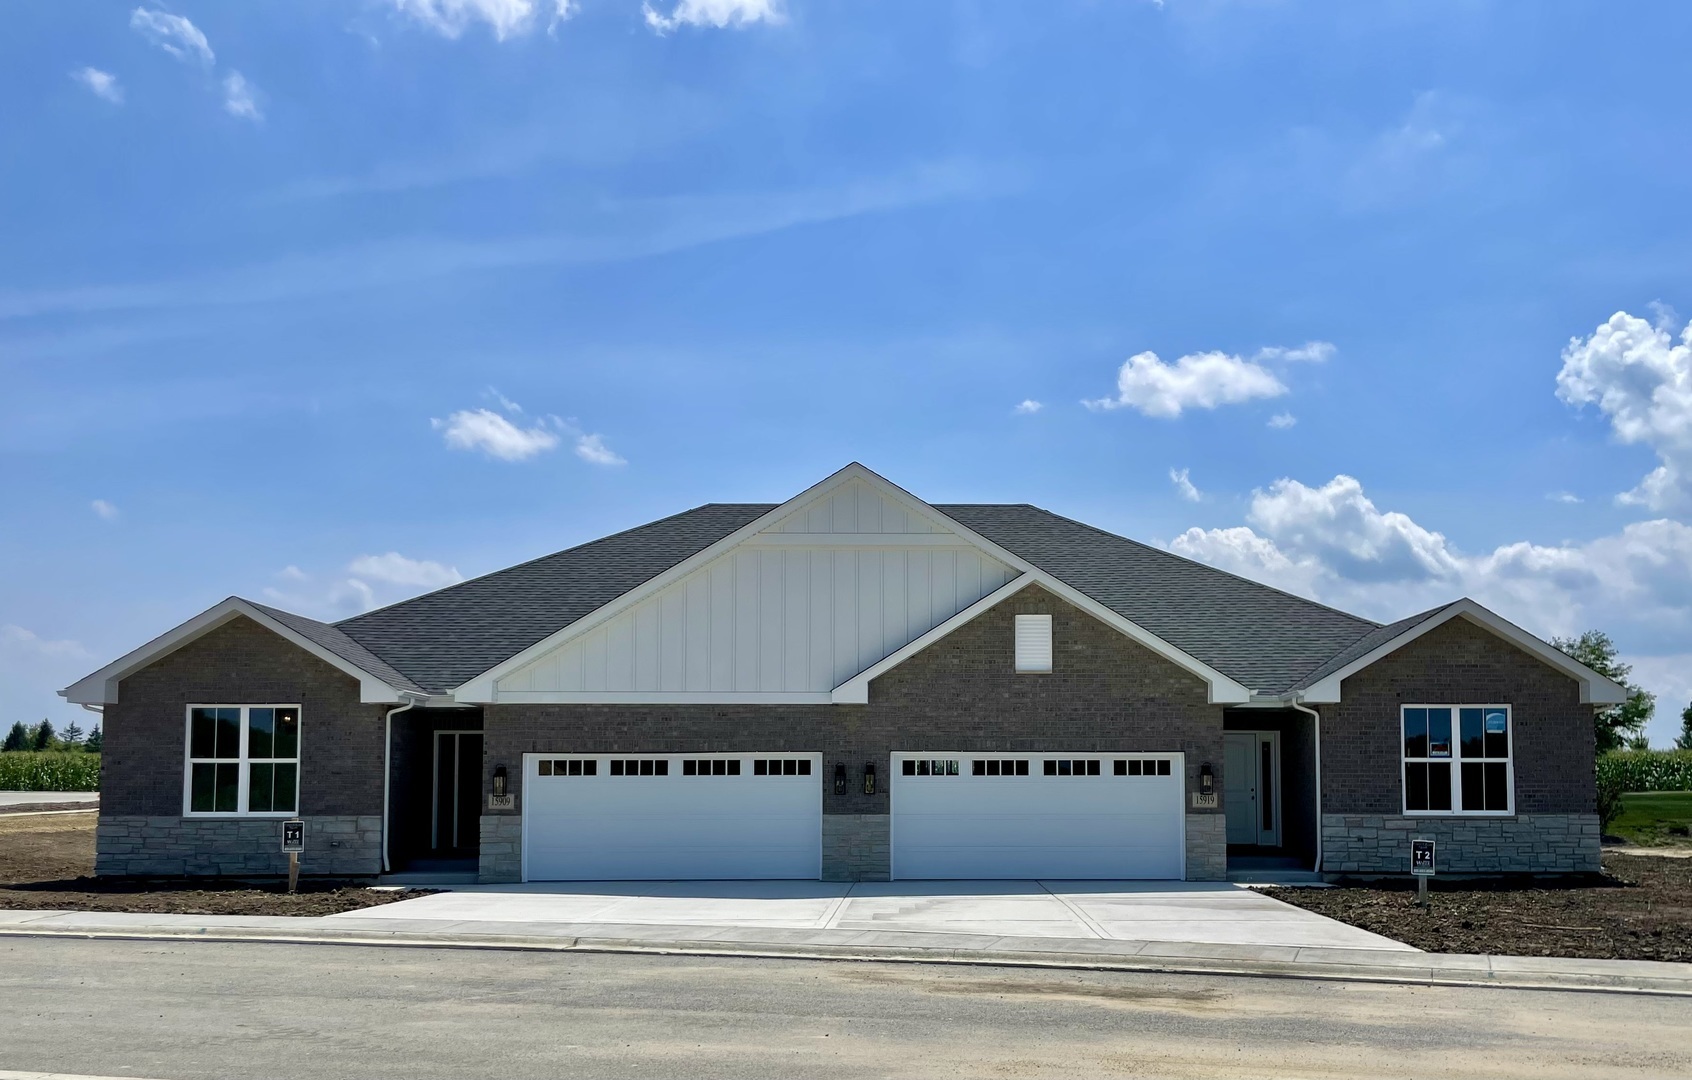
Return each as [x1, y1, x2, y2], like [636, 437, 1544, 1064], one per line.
[4, 923, 1689, 998]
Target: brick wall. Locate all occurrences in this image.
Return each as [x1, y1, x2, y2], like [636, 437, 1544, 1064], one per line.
[483, 585, 1226, 880]
[97, 615, 386, 876]
[1319, 617, 1596, 816]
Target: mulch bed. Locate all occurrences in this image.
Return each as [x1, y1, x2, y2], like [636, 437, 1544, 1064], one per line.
[1276, 853, 1692, 962]
[0, 811, 430, 917]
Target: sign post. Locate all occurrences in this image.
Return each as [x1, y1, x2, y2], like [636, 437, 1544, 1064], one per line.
[1410, 838, 1435, 908]
[281, 819, 305, 894]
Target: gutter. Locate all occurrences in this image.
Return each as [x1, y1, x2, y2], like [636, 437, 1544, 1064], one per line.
[381, 693, 429, 874]
[1283, 695, 1323, 876]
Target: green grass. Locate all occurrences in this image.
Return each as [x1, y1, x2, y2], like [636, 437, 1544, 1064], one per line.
[1609, 791, 1692, 846]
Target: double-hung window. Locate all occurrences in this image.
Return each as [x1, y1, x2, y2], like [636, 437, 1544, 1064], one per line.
[185, 705, 300, 816]
[1401, 705, 1512, 815]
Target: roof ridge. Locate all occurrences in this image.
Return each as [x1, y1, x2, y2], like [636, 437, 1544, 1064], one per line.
[985, 504, 1382, 631]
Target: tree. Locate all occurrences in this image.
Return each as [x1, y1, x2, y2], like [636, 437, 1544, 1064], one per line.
[1551, 630, 1654, 753]
[30, 719, 55, 752]
[1, 721, 27, 752]
[84, 724, 103, 754]
[61, 721, 84, 747]
[1676, 702, 1692, 752]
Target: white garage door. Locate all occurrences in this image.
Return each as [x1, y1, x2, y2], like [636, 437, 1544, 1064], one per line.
[891, 752, 1185, 880]
[523, 753, 822, 881]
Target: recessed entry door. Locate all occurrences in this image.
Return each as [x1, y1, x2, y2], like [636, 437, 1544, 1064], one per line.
[523, 753, 823, 881]
[433, 730, 483, 856]
[890, 752, 1185, 880]
[1223, 731, 1279, 847]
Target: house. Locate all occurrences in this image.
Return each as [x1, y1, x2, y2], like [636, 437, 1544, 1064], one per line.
[61, 464, 1622, 883]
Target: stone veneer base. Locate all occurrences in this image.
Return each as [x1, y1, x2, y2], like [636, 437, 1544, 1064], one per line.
[479, 815, 524, 883]
[823, 814, 890, 881]
[95, 815, 381, 877]
[1320, 813, 1600, 874]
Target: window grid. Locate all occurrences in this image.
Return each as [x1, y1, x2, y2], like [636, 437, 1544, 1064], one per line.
[537, 759, 597, 777]
[1402, 705, 1512, 815]
[970, 759, 1031, 776]
[1112, 758, 1172, 777]
[901, 759, 960, 776]
[1042, 758, 1102, 777]
[752, 758, 812, 776]
[183, 705, 300, 817]
[608, 759, 670, 777]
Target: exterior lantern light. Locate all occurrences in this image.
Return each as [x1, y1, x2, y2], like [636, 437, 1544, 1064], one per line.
[833, 761, 847, 796]
[492, 765, 509, 798]
[1199, 761, 1214, 797]
[863, 762, 877, 796]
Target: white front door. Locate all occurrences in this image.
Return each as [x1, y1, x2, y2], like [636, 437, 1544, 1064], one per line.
[522, 753, 822, 880]
[890, 752, 1185, 880]
[1223, 732, 1280, 847]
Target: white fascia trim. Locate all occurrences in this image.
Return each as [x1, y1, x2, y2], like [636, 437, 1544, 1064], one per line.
[831, 571, 1253, 705]
[490, 691, 835, 705]
[58, 597, 404, 706]
[453, 462, 986, 703]
[1299, 598, 1628, 706]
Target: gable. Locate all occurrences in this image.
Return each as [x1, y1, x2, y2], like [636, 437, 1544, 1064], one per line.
[492, 478, 1018, 701]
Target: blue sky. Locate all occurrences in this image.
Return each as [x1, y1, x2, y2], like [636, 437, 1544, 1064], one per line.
[4, 0, 1691, 744]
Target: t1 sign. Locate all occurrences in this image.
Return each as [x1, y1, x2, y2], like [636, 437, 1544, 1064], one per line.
[281, 819, 305, 853]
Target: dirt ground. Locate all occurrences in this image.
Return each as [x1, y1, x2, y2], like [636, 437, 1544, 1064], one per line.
[1276, 853, 1692, 962]
[0, 812, 426, 917]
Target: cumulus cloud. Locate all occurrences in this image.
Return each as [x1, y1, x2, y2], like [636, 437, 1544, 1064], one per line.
[1267, 412, 1298, 430]
[432, 407, 562, 461]
[1, 625, 92, 662]
[1557, 309, 1692, 512]
[222, 71, 261, 121]
[1169, 468, 1202, 503]
[263, 554, 463, 618]
[1085, 349, 1288, 418]
[389, 0, 574, 39]
[347, 552, 463, 589]
[72, 67, 124, 104]
[130, 8, 214, 64]
[1014, 400, 1043, 415]
[573, 433, 626, 467]
[1169, 473, 1692, 652]
[643, 0, 785, 33]
[91, 499, 120, 520]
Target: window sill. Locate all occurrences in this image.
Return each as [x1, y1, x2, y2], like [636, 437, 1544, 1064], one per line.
[182, 812, 299, 819]
[1400, 811, 1515, 818]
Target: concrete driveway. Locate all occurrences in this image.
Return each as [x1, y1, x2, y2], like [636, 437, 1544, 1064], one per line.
[336, 880, 1413, 951]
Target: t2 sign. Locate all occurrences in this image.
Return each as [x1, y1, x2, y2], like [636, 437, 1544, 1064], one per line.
[1410, 838, 1436, 876]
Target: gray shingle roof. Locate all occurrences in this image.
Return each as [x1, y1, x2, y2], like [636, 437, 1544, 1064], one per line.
[318, 500, 1394, 696]
[1285, 601, 1458, 692]
[332, 504, 771, 693]
[247, 600, 428, 696]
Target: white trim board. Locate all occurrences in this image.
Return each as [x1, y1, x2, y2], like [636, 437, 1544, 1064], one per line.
[59, 597, 406, 705]
[1298, 599, 1628, 705]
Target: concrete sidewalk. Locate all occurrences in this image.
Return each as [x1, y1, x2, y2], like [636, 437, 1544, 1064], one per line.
[0, 790, 98, 807]
[2, 905, 1688, 996]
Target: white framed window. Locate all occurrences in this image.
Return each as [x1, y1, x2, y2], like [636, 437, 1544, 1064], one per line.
[1014, 614, 1053, 673]
[183, 705, 301, 816]
[1401, 705, 1512, 815]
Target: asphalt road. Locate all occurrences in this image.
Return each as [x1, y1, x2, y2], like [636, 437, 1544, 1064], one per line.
[2, 937, 1689, 1079]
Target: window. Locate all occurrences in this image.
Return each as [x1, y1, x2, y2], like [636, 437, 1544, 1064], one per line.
[751, 758, 811, 776]
[1113, 758, 1172, 777]
[1014, 614, 1053, 673]
[1402, 705, 1512, 814]
[538, 759, 596, 777]
[184, 705, 299, 816]
[970, 759, 1030, 776]
[901, 759, 959, 776]
[1042, 758, 1101, 776]
[609, 759, 670, 776]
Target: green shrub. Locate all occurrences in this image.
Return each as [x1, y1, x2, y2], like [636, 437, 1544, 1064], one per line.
[0, 752, 100, 792]
[1596, 770, 1627, 833]
[1597, 749, 1692, 793]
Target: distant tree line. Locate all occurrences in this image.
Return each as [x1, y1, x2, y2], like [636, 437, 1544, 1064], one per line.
[1, 719, 102, 753]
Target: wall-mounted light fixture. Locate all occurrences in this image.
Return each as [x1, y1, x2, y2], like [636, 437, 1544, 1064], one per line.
[863, 762, 877, 796]
[1199, 761, 1214, 797]
[492, 765, 509, 798]
[833, 761, 847, 796]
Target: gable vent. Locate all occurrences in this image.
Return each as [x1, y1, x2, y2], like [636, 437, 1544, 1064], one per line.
[1014, 614, 1053, 673]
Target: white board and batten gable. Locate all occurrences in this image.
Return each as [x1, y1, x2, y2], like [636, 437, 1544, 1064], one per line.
[487, 475, 1018, 703]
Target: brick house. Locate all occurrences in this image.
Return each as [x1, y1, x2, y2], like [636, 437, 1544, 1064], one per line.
[62, 464, 1621, 883]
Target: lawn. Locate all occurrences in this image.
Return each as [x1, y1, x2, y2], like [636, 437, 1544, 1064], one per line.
[1277, 853, 1692, 962]
[0, 811, 424, 916]
[1609, 791, 1692, 847]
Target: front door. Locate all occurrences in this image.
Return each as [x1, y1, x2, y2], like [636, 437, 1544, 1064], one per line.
[1223, 731, 1280, 847]
[433, 730, 483, 856]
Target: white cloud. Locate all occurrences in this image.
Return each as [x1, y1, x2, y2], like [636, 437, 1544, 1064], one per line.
[1267, 412, 1297, 429]
[1254, 341, 1335, 364]
[130, 8, 215, 65]
[1169, 467, 1202, 503]
[222, 71, 261, 121]
[1084, 349, 1288, 418]
[573, 433, 626, 467]
[347, 552, 463, 589]
[643, 0, 784, 33]
[389, 0, 569, 39]
[432, 407, 561, 461]
[1014, 399, 1044, 415]
[1557, 309, 1692, 512]
[91, 499, 120, 520]
[1, 625, 92, 663]
[1547, 491, 1583, 504]
[72, 67, 124, 104]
